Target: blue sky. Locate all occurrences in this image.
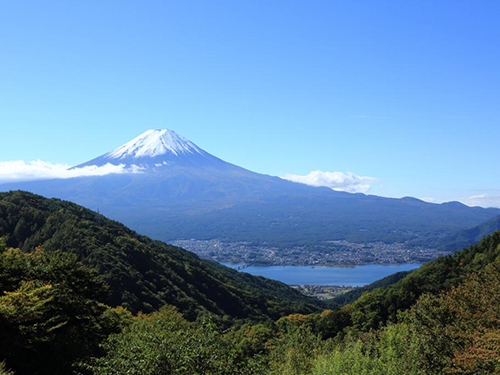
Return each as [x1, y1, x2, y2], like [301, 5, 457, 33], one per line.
[1, 1, 499, 206]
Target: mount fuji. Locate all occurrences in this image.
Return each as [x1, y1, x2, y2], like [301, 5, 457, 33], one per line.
[76, 129, 223, 169]
[2, 129, 499, 251]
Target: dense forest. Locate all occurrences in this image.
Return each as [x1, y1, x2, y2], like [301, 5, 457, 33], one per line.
[437, 214, 500, 252]
[0, 191, 499, 374]
[0, 191, 320, 320]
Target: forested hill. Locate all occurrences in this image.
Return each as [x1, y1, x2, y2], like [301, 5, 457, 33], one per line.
[0, 191, 320, 320]
[328, 270, 412, 307]
[2, 190, 500, 374]
[437, 214, 500, 252]
[329, 218, 500, 311]
[316, 225, 500, 336]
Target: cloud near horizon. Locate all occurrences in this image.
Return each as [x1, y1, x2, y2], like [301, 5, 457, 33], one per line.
[0, 160, 144, 184]
[461, 194, 500, 208]
[419, 194, 500, 209]
[281, 170, 377, 193]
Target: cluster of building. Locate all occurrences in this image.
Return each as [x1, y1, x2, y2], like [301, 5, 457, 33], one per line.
[171, 238, 450, 266]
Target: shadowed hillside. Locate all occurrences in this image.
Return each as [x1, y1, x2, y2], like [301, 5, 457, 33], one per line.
[0, 190, 320, 320]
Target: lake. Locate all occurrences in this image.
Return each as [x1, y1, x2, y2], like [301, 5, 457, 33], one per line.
[222, 263, 421, 286]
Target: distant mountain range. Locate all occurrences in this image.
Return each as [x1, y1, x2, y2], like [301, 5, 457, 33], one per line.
[2, 129, 499, 254]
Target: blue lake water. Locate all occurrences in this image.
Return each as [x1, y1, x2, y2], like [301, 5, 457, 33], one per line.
[222, 263, 422, 286]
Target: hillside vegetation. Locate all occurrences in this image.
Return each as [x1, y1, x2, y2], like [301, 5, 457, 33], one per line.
[437, 214, 500, 252]
[0, 191, 320, 320]
[1, 191, 499, 374]
[317, 228, 500, 336]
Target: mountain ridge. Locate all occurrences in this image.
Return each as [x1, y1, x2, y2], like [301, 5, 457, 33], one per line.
[436, 214, 500, 252]
[1, 129, 499, 256]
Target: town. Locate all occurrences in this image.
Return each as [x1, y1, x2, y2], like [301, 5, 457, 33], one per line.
[172, 239, 450, 266]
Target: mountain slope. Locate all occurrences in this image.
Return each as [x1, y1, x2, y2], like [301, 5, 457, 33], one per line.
[0, 191, 320, 320]
[328, 270, 412, 307]
[76, 129, 230, 169]
[328, 215, 500, 307]
[318, 228, 500, 336]
[1, 129, 499, 252]
[436, 214, 500, 252]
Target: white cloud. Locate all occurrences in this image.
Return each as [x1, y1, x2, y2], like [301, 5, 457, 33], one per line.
[0, 160, 144, 184]
[414, 194, 500, 208]
[460, 194, 500, 208]
[281, 170, 377, 194]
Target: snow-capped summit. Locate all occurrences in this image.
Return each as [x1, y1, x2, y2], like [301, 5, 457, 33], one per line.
[75, 129, 227, 169]
[106, 129, 203, 159]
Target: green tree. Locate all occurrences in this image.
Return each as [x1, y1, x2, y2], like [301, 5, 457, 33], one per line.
[0, 361, 14, 375]
[84, 305, 256, 375]
[407, 261, 500, 374]
[0, 248, 129, 375]
[269, 324, 322, 375]
[309, 324, 423, 375]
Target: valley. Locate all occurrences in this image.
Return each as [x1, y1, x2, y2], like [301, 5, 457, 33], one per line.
[290, 285, 356, 300]
[3, 129, 499, 268]
[2, 191, 499, 374]
[3, 2, 500, 373]
[173, 238, 448, 266]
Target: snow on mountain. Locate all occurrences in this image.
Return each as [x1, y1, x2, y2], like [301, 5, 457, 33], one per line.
[75, 129, 222, 169]
[106, 129, 203, 159]
[3, 128, 500, 252]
